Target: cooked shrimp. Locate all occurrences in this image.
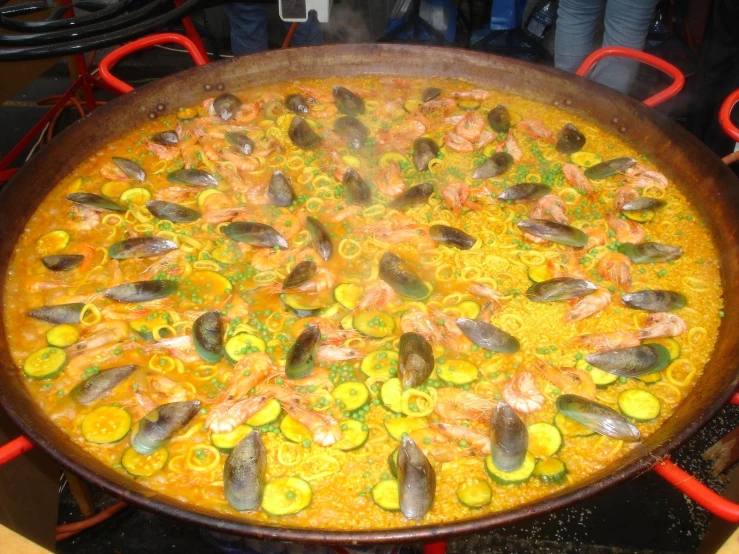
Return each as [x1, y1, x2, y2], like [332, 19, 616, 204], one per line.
[219, 150, 261, 172]
[444, 132, 474, 153]
[376, 117, 426, 150]
[597, 253, 632, 291]
[320, 203, 363, 223]
[296, 317, 359, 346]
[100, 163, 129, 181]
[225, 353, 277, 400]
[576, 330, 641, 350]
[434, 388, 494, 422]
[155, 186, 196, 203]
[638, 312, 687, 339]
[373, 98, 404, 119]
[517, 119, 556, 143]
[442, 182, 482, 215]
[354, 281, 396, 313]
[548, 253, 587, 280]
[530, 194, 568, 224]
[420, 97, 456, 113]
[147, 140, 180, 161]
[606, 214, 646, 244]
[316, 346, 364, 362]
[562, 162, 593, 195]
[376, 162, 406, 199]
[430, 422, 491, 454]
[450, 89, 490, 101]
[468, 281, 505, 308]
[145, 335, 199, 363]
[28, 279, 68, 292]
[400, 310, 444, 344]
[233, 102, 261, 124]
[206, 393, 272, 434]
[584, 227, 607, 248]
[192, 126, 221, 162]
[533, 358, 596, 399]
[250, 247, 306, 271]
[504, 132, 523, 162]
[566, 288, 612, 322]
[502, 371, 545, 414]
[455, 112, 485, 141]
[281, 400, 341, 446]
[614, 186, 639, 210]
[68, 204, 102, 232]
[289, 267, 336, 294]
[625, 164, 669, 189]
[148, 374, 191, 404]
[202, 206, 251, 224]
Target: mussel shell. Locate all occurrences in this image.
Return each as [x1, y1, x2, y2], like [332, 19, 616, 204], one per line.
[288, 116, 321, 150]
[517, 218, 588, 247]
[413, 137, 439, 171]
[72, 365, 137, 406]
[456, 318, 520, 354]
[112, 157, 145, 182]
[487, 105, 511, 133]
[146, 200, 201, 223]
[398, 436, 436, 519]
[622, 290, 687, 312]
[29, 303, 85, 324]
[584, 157, 637, 180]
[585, 344, 671, 377]
[379, 252, 430, 300]
[223, 222, 288, 249]
[41, 254, 84, 271]
[620, 197, 666, 212]
[224, 429, 267, 511]
[109, 237, 178, 260]
[334, 116, 367, 150]
[398, 332, 434, 389]
[167, 169, 218, 188]
[306, 217, 332, 261]
[498, 183, 552, 203]
[285, 93, 309, 115]
[490, 401, 528, 472]
[283, 261, 317, 289]
[332, 85, 365, 116]
[555, 123, 586, 154]
[152, 130, 179, 146]
[66, 192, 125, 212]
[268, 170, 296, 207]
[473, 152, 514, 180]
[618, 242, 683, 264]
[527, 277, 598, 302]
[225, 132, 255, 155]
[132, 400, 202, 455]
[193, 310, 224, 363]
[429, 224, 476, 250]
[286, 324, 320, 380]
[556, 394, 641, 442]
[422, 87, 441, 102]
[388, 183, 434, 210]
[104, 280, 178, 303]
[343, 168, 372, 206]
[213, 92, 241, 121]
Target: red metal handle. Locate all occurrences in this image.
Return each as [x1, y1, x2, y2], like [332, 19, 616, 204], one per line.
[576, 46, 685, 108]
[0, 436, 34, 466]
[98, 32, 209, 95]
[732, 391, 739, 405]
[719, 89, 739, 143]
[423, 542, 447, 554]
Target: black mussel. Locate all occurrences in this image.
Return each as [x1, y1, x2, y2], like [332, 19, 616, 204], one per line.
[379, 252, 430, 300]
[389, 183, 434, 210]
[343, 168, 372, 206]
[167, 169, 218, 188]
[556, 394, 641, 442]
[223, 222, 288, 249]
[193, 310, 224, 363]
[224, 429, 267, 511]
[334, 116, 367, 150]
[283, 261, 317, 289]
[72, 365, 137, 406]
[498, 183, 551, 203]
[132, 400, 201, 455]
[333, 85, 365, 116]
[398, 332, 434, 389]
[268, 170, 296, 207]
[473, 152, 514, 180]
[585, 344, 671, 377]
[104, 280, 178, 303]
[622, 290, 687, 312]
[619, 242, 683, 264]
[285, 93, 309, 115]
[288, 116, 321, 150]
[29, 303, 84, 324]
[152, 130, 179, 146]
[584, 157, 637, 180]
[422, 87, 441, 103]
[518, 219, 588, 247]
[527, 277, 597, 302]
[556, 123, 586, 154]
[490, 401, 528, 472]
[213, 92, 241, 121]
[413, 137, 439, 171]
[398, 436, 436, 519]
[286, 324, 320, 379]
[225, 132, 255, 155]
[306, 217, 332, 261]
[66, 192, 125, 212]
[429, 224, 476, 250]
[109, 237, 178, 260]
[146, 200, 201, 223]
[112, 157, 145, 182]
[41, 254, 84, 271]
[620, 197, 666, 212]
[487, 105, 511, 133]
[456, 318, 520, 354]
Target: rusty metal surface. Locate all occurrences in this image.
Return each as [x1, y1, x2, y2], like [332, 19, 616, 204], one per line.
[1, 44, 738, 544]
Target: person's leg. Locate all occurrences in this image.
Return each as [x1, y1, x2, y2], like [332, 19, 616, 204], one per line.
[223, 3, 269, 56]
[554, 0, 607, 74]
[290, 12, 324, 47]
[592, 0, 660, 94]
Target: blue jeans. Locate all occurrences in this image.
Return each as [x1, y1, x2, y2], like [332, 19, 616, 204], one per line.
[554, 0, 659, 94]
[224, 3, 323, 56]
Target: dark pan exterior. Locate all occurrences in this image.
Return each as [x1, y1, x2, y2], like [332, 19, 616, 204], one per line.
[1, 44, 738, 544]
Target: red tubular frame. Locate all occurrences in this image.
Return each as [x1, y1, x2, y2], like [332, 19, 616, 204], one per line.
[0, 436, 33, 465]
[719, 89, 739, 144]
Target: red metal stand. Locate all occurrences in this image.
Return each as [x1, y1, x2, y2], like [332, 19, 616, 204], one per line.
[719, 88, 739, 144]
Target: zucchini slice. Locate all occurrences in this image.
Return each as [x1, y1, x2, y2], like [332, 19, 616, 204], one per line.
[121, 446, 168, 477]
[570, 151, 603, 168]
[336, 419, 369, 451]
[262, 476, 312, 516]
[283, 292, 333, 318]
[197, 189, 226, 208]
[23, 347, 66, 379]
[533, 457, 567, 484]
[352, 311, 395, 338]
[457, 479, 492, 508]
[129, 313, 171, 341]
[388, 447, 399, 478]
[380, 378, 403, 412]
[46, 324, 80, 348]
[280, 414, 311, 443]
[623, 209, 655, 223]
[332, 381, 370, 412]
[527, 422, 562, 457]
[210, 424, 253, 453]
[371, 479, 400, 511]
[360, 350, 398, 378]
[457, 99, 481, 110]
[618, 389, 661, 421]
[384, 417, 428, 442]
[100, 180, 130, 198]
[637, 371, 663, 384]
[120, 187, 152, 205]
[485, 452, 536, 485]
[81, 405, 132, 443]
[576, 359, 617, 388]
[246, 398, 282, 426]
[554, 411, 595, 438]
[334, 283, 364, 310]
[404, 99, 423, 113]
[224, 333, 267, 363]
[186, 270, 233, 304]
[643, 337, 681, 360]
[35, 230, 70, 256]
[378, 152, 410, 168]
[456, 300, 481, 320]
[436, 359, 479, 386]
[527, 265, 554, 283]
